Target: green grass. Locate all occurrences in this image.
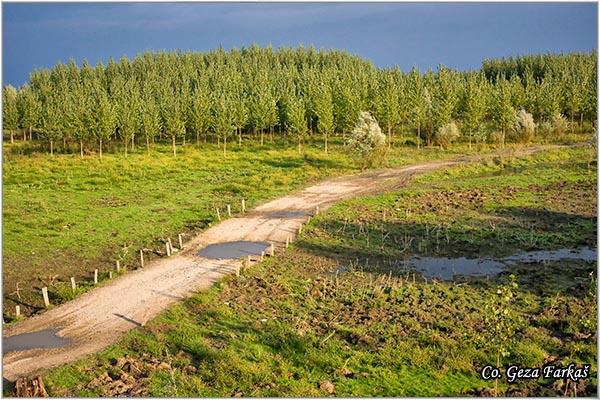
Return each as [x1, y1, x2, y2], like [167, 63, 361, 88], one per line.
[3, 134, 502, 318]
[39, 145, 597, 397]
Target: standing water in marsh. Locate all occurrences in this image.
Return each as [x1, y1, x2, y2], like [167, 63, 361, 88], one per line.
[398, 247, 597, 281]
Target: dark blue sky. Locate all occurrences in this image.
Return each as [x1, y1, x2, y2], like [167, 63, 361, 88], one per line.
[3, 2, 597, 87]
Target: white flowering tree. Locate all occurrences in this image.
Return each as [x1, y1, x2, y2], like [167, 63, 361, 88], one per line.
[514, 108, 536, 143]
[346, 111, 387, 169]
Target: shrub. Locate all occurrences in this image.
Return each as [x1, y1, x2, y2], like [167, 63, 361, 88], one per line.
[435, 122, 460, 149]
[512, 109, 536, 143]
[346, 111, 386, 169]
[489, 131, 505, 147]
[550, 113, 568, 138]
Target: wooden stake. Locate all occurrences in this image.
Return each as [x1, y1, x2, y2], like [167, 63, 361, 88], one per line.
[315, 205, 319, 215]
[227, 204, 232, 217]
[167, 237, 173, 251]
[260, 251, 265, 261]
[166, 242, 171, 257]
[289, 235, 294, 243]
[216, 208, 221, 221]
[270, 243, 275, 257]
[94, 269, 98, 284]
[241, 199, 246, 213]
[178, 234, 183, 249]
[140, 250, 145, 268]
[235, 264, 240, 277]
[109, 271, 113, 279]
[42, 287, 50, 308]
[246, 255, 251, 267]
[285, 236, 289, 248]
[116, 260, 121, 272]
[298, 224, 303, 234]
[15, 305, 20, 317]
[307, 216, 311, 224]
[70, 277, 76, 291]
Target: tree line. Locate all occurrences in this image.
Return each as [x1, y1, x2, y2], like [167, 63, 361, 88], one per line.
[2, 45, 597, 156]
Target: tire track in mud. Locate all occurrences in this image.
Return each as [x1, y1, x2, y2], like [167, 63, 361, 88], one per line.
[2, 145, 564, 380]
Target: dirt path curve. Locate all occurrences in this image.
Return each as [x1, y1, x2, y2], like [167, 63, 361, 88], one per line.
[2, 145, 563, 380]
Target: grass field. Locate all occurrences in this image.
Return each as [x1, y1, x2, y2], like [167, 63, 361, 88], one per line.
[39, 145, 597, 397]
[2, 135, 500, 318]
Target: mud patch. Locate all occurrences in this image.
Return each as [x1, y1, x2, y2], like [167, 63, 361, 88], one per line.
[197, 241, 271, 260]
[504, 247, 597, 264]
[3, 329, 70, 353]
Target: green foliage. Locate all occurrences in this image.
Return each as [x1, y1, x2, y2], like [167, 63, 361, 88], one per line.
[3, 85, 19, 132]
[5, 48, 597, 155]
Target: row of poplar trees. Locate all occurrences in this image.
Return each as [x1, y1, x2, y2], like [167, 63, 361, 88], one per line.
[2, 45, 597, 156]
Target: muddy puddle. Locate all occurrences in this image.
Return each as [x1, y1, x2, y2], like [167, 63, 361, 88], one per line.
[3, 329, 71, 353]
[266, 210, 309, 219]
[407, 247, 597, 280]
[197, 241, 271, 260]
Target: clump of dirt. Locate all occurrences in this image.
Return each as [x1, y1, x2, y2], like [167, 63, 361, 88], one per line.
[84, 354, 197, 396]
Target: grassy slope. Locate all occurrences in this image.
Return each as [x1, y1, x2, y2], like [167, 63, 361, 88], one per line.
[3, 136, 482, 317]
[41, 146, 597, 397]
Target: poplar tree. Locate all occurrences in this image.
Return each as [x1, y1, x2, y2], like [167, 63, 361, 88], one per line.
[462, 72, 488, 148]
[373, 69, 401, 147]
[3, 85, 18, 143]
[16, 85, 40, 143]
[491, 76, 516, 147]
[313, 82, 335, 153]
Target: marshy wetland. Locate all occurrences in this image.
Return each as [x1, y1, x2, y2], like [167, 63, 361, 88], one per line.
[37, 146, 596, 397]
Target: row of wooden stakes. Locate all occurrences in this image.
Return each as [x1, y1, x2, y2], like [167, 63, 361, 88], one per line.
[17, 204, 321, 318]
[215, 199, 246, 221]
[15, 233, 188, 318]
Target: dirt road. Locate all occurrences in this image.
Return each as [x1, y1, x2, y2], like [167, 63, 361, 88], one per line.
[2, 146, 561, 380]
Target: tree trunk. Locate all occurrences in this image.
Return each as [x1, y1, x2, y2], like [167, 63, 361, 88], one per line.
[580, 113, 584, 128]
[146, 136, 151, 154]
[124, 139, 128, 157]
[80, 139, 84, 158]
[50, 139, 54, 156]
[99, 138, 103, 158]
[63, 137, 67, 151]
[23, 129, 26, 141]
[238, 128, 242, 146]
[29, 126, 32, 141]
[298, 137, 302, 154]
[172, 135, 176, 156]
[269, 126, 273, 142]
[571, 113, 575, 134]
[417, 123, 421, 149]
[502, 127, 506, 148]
[388, 125, 392, 148]
[324, 132, 328, 154]
[217, 135, 220, 148]
[260, 129, 264, 145]
[182, 134, 186, 146]
[223, 135, 227, 155]
[131, 135, 135, 151]
[196, 132, 200, 145]
[10, 131, 14, 144]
